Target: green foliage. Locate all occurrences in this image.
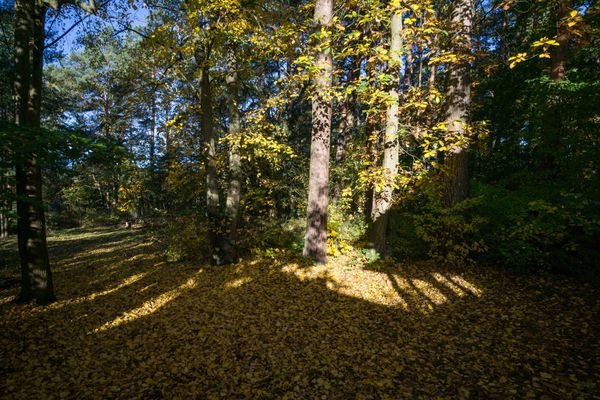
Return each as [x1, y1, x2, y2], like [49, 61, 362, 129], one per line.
[163, 216, 210, 262]
[245, 218, 306, 256]
[472, 182, 600, 273]
[411, 193, 487, 267]
[359, 247, 381, 264]
[327, 203, 366, 257]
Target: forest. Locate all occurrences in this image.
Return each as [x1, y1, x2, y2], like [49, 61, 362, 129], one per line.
[0, 0, 598, 398]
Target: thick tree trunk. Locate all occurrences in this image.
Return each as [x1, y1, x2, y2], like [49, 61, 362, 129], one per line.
[303, 0, 333, 264]
[223, 48, 242, 264]
[14, 0, 54, 304]
[369, 11, 402, 254]
[443, 0, 472, 207]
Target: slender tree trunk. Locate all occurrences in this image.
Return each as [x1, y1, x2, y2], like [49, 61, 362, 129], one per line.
[0, 168, 9, 238]
[149, 89, 156, 173]
[363, 51, 379, 220]
[303, 0, 333, 264]
[0, 211, 7, 238]
[443, 0, 472, 207]
[199, 61, 221, 263]
[550, 0, 569, 81]
[14, 0, 54, 304]
[403, 45, 413, 90]
[369, 11, 402, 254]
[428, 63, 436, 88]
[335, 57, 358, 163]
[223, 48, 242, 264]
[540, 0, 570, 173]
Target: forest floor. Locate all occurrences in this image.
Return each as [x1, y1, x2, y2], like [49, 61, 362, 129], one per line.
[0, 227, 598, 399]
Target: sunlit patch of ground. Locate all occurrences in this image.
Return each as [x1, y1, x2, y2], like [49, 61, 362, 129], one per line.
[0, 228, 598, 399]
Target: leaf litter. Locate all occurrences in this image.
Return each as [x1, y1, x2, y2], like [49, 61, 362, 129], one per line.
[0, 228, 598, 399]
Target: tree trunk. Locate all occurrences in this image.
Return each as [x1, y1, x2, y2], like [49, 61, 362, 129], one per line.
[443, 0, 472, 207]
[303, 0, 333, 264]
[0, 168, 9, 238]
[0, 212, 7, 238]
[550, 0, 569, 81]
[541, 0, 569, 173]
[369, 11, 402, 254]
[335, 97, 354, 164]
[199, 62, 222, 263]
[14, 0, 54, 304]
[335, 57, 358, 163]
[403, 45, 413, 90]
[149, 87, 156, 173]
[223, 48, 242, 264]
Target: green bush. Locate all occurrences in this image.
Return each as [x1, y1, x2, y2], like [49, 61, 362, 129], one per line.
[412, 197, 487, 266]
[163, 216, 210, 262]
[474, 183, 600, 273]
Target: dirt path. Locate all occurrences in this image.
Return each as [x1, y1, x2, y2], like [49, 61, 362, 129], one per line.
[1, 228, 598, 399]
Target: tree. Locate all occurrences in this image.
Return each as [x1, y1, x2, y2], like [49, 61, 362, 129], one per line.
[13, 0, 54, 304]
[224, 45, 242, 263]
[303, 0, 333, 264]
[442, 0, 473, 207]
[368, 6, 403, 254]
[12, 0, 99, 303]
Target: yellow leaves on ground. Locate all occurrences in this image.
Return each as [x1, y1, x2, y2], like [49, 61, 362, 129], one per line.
[1, 228, 598, 399]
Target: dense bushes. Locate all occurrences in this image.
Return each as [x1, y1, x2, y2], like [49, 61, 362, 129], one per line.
[387, 176, 600, 275]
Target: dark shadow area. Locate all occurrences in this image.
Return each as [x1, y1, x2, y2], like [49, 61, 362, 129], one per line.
[0, 228, 598, 399]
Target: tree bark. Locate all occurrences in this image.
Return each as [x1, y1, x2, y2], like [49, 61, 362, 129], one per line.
[369, 11, 402, 254]
[303, 0, 333, 264]
[199, 61, 222, 263]
[223, 48, 242, 264]
[335, 57, 358, 163]
[443, 0, 472, 207]
[550, 0, 569, 81]
[14, 0, 54, 304]
[0, 168, 9, 238]
[541, 0, 570, 173]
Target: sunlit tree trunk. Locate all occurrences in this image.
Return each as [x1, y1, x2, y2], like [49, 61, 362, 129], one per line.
[369, 10, 402, 254]
[443, 0, 472, 207]
[223, 47, 241, 264]
[303, 0, 333, 264]
[14, 0, 54, 304]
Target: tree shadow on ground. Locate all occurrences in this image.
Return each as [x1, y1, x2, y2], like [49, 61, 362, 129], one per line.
[0, 228, 598, 399]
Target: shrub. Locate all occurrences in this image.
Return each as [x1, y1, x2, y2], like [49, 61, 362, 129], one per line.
[163, 216, 210, 262]
[412, 197, 487, 266]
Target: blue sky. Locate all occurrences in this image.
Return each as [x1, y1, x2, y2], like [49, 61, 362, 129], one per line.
[47, 3, 149, 56]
